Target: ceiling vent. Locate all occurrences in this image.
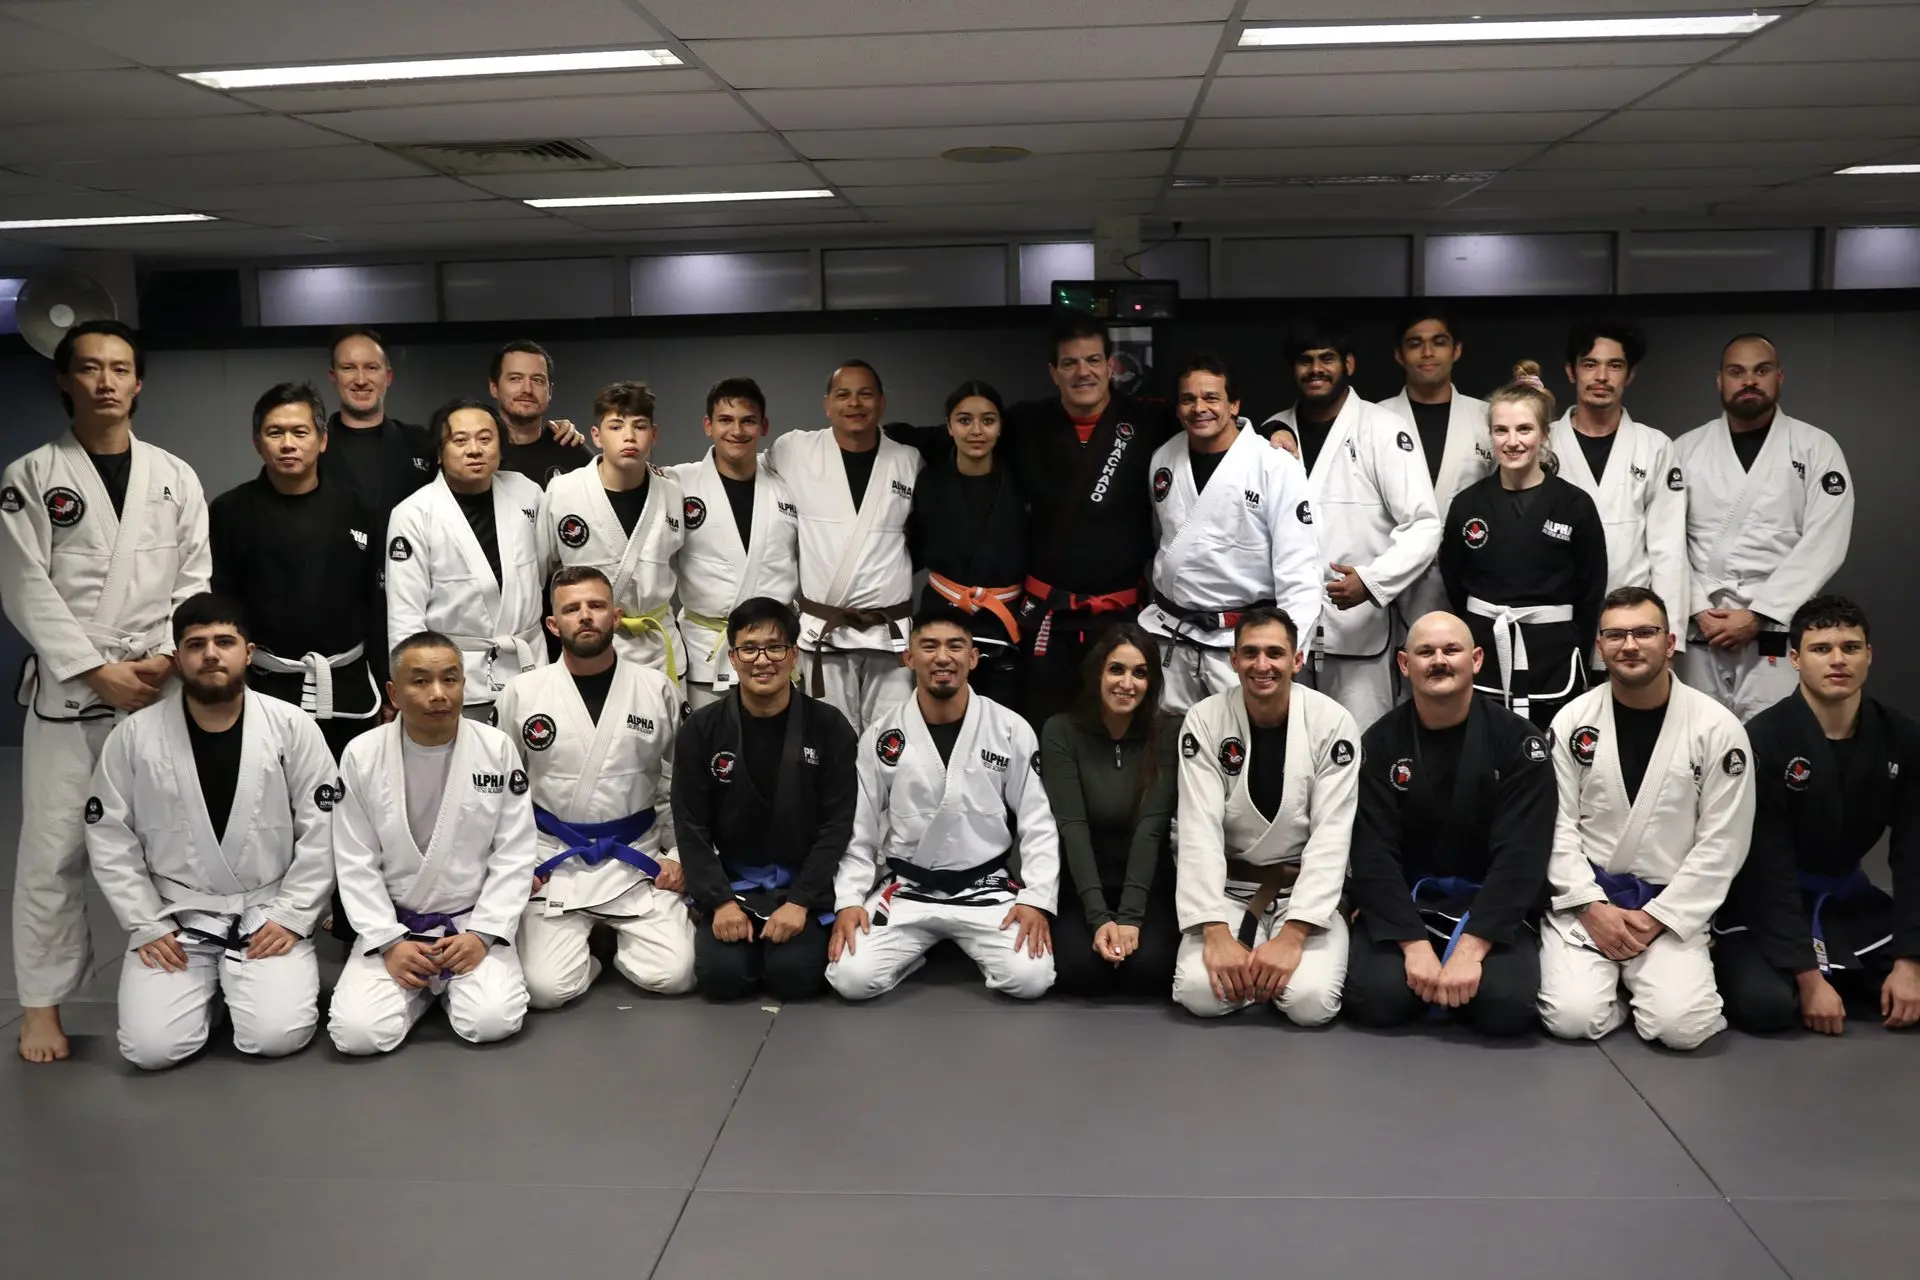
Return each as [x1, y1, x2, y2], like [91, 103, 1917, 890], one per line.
[399, 139, 617, 176]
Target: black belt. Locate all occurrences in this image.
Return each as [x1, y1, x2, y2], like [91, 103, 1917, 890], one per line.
[888, 850, 1012, 896]
[1153, 590, 1274, 634]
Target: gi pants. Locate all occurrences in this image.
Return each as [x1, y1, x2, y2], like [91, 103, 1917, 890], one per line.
[810, 649, 912, 737]
[1343, 912, 1539, 1038]
[1159, 639, 1236, 718]
[520, 880, 696, 1008]
[825, 885, 1055, 1001]
[328, 942, 528, 1055]
[1172, 905, 1348, 1027]
[1537, 914, 1725, 1051]
[1678, 642, 1798, 723]
[695, 892, 830, 1002]
[1051, 873, 1180, 999]
[1300, 652, 1395, 735]
[14, 715, 117, 1007]
[1712, 923, 1898, 1035]
[117, 935, 318, 1070]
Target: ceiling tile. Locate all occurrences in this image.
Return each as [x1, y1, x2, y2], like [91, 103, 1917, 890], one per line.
[1436, 188, 1764, 216]
[746, 79, 1202, 130]
[1579, 106, 1920, 144]
[1204, 67, 1677, 117]
[0, 13, 131, 71]
[1527, 140, 1896, 171]
[1488, 167, 1825, 191]
[542, 203, 866, 232]
[458, 162, 825, 199]
[1219, 40, 1731, 76]
[10, 145, 436, 190]
[1176, 145, 1538, 177]
[786, 120, 1184, 160]
[581, 132, 796, 167]
[230, 68, 716, 114]
[215, 199, 550, 227]
[1189, 113, 1599, 147]
[863, 203, 1153, 232]
[1637, 61, 1920, 109]
[819, 152, 1167, 188]
[299, 93, 761, 143]
[841, 177, 1160, 207]
[0, 192, 186, 219]
[126, 176, 496, 208]
[644, 0, 1236, 38]
[0, 68, 251, 125]
[1719, 6, 1920, 63]
[0, 115, 349, 167]
[9, 224, 318, 255]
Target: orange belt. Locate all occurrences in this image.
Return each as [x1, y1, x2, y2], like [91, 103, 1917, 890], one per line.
[928, 573, 1023, 645]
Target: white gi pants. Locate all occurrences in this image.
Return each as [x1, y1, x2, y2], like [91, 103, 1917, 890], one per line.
[1159, 640, 1237, 717]
[1172, 906, 1348, 1027]
[1676, 643, 1798, 723]
[826, 890, 1055, 1001]
[327, 943, 529, 1055]
[14, 715, 117, 1007]
[116, 937, 318, 1070]
[1300, 652, 1395, 734]
[518, 881, 696, 1007]
[810, 649, 912, 736]
[1536, 917, 1725, 1051]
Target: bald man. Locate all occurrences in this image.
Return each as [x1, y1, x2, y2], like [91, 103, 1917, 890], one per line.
[1345, 613, 1556, 1035]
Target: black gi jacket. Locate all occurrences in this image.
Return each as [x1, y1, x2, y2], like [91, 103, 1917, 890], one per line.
[907, 451, 1030, 645]
[320, 413, 434, 518]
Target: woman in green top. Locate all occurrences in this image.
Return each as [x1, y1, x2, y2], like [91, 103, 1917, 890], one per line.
[1040, 622, 1179, 997]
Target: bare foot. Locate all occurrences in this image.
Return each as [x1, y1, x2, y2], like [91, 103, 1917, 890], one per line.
[18, 1005, 70, 1063]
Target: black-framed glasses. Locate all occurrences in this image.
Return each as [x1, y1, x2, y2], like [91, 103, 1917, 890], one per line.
[731, 643, 793, 662]
[1598, 626, 1665, 644]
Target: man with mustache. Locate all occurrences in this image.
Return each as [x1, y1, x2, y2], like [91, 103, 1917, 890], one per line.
[1344, 612, 1555, 1036]
[1674, 335, 1853, 721]
[85, 594, 336, 1068]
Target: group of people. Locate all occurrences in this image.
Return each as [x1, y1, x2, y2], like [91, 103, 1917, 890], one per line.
[2, 308, 1907, 1068]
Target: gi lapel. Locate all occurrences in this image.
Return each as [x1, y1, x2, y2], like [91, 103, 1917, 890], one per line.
[818, 436, 890, 609]
[386, 719, 476, 904]
[565, 659, 628, 815]
[163, 693, 251, 897]
[1163, 427, 1256, 577]
[725, 689, 808, 865]
[432, 475, 505, 611]
[1552, 413, 1599, 494]
[904, 692, 985, 863]
[1607, 685, 1689, 867]
[1421, 698, 1487, 866]
[212, 690, 270, 876]
[1701, 415, 1786, 593]
[584, 461, 657, 604]
[1439, 389, 1482, 503]
[60, 434, 153, 637]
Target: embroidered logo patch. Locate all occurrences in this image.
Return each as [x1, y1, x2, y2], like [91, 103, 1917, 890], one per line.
[890, 479, 914, 499]
[1243, 489, 1261, 509]
[876, 728, 906, 766]
[349, 528, 368, 550]
[84, 796, 103, 824]
[803, 746, 820, 767]
[666, 514, 679, 532]
[522, 713, 557, 751]
[314, 782, 337, 812]
[1785, 756, 1812, 790]
[980, 748, 1010, 772]
[1296, 499, 1313, 525]
[627, 713, 656, 734]
[1152, 466, 1173, 503]
[1181, 732, 1201, 759]
[543, 465, 566, 484]
[556, 514, 589, 548]
[1115, 421, 1135, 441]
[1031, 750, 1041, 775]
[388, 535, 413, 561]
[509, 768, 528, 795]
[1523, 736, 1549, 763]
[777, 500, 798, 518]
[1723, 747, 1747, 776]
[710, 750, 737, 783]
[1463, 516, 1489, 549]
[0, 485, 22, 513]
[472, 771, 505, 794]
[1542, 519, 1573, 542]
[1331, 738, 1354, 767]
[1396, 430, 1415, 453]
[1572, 725, 1600, 767]
[683, 496, 707, 530]
[1390, 758, 1413, 791]
[1666, 467, 1685, 492]
[45, 486, 83, 527]
[1821, 470, 1847, 496]
[1218, 736, 1246, 776]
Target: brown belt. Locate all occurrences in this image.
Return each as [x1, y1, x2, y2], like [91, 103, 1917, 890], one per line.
[797, 595, 914, 697]
[1226, 859, 1301, 922]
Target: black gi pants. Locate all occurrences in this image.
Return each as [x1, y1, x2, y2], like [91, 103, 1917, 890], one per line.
[1020, 609, 1137, 732]
[694, 893, 830, 1002]
[1344, 912, 1540, 1037]
[1050, 873, 1180, 999]
[1712, 928, 1891, 1033]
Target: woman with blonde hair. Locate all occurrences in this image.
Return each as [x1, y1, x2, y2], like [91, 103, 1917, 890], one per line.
[1439, 362, 1608, 729]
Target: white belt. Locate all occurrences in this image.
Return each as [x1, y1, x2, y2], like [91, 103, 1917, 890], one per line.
[1466, 597, 1574, 715]
[448, 625, 542, 702]
[251, 644, 376, 720]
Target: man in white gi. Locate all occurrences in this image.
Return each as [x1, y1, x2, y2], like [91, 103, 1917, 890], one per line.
[328, 631, 535, 1053]
[1675, 335, 1853, 721]
[87, 594, 335, 1069]
[1172, 606, 1359, 1026]
[386, 398, 546, 719]
[827, 606, 1058, 1000]
[767, 360, 923, 733]
[1142, 353, 1322, 715]
[1538, 586, 1755, 1051]
[0, 319, 210, 1063]
[538, 381, 686, 692]
[1264, 320, 1441, 730]
[667, 377, 801, 710]
[497, 566, 693, 1006]
[1550, 320, 1690, 655]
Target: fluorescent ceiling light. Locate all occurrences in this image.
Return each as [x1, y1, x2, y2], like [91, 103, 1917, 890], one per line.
[0, 213, 216, 230]
[1837, 164, 1920, 175]
[1173, 173, 1495, 189]
[1238, 14, 1778, 47]
[526, 189, 836, 209]
[181, 48, 680, 90]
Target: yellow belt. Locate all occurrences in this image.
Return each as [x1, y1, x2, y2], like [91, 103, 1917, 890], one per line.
[617, 603, 682, 684]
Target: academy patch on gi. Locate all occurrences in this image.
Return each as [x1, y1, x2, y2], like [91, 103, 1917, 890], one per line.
[979, 748, 1010, 772]
[1218, 736, 1246, 775]
[522, 712, 558, 751]
[710, 750, 737, 782]
[1396, 430, 1415, 453]
[1330, 738, 1354, 767]
[1031, 751, 1041, 775]
[314, 782, 337, 812]
[509, 769, 529, 796]
[388, 535, 413, 561]
[1389, 758, 1413, 791]
[0, 485, 22, 513]
[1666, 467, 1685, 492]
[1296, 500, 1313, 525]
[683, 496, 707, 530]
[1784, 755, 1812, 790]
[1523, 736, 1549, 763]
[1152, 466, 1173, 503]
[1115, 421, 1135, 441]
[876, 728, 906, 766]
[1572, 724, 1600, 767]
[1462, 517, 1489, 549]
[1723, 747, 1747, 776]
[84, 796, 103, 824]
[1181, 731, 1201, 759]
[45, 486, 84, 527]
[543, 466, 566, 485]
[1821, 470, 1847, 496]
[557, 514, 590, 549]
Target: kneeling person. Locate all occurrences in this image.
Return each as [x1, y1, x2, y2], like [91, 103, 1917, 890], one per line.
[497, 566, 693, 1006]
[1173, 607, 1359, 1025]
[827, 606, 1059, 1000]
[328, 632, 535, 1053]
[675, 598, 858, 1000]
[1345, 612, 1555, 1036]
[1537, 587, 1753, 1051]
[88, 594, 336, 1069]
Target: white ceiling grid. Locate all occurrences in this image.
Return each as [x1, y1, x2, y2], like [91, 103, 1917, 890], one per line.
[0, 0, 1911, 258]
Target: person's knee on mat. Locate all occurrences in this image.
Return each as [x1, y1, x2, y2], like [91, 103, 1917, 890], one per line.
[118, 1022, 207, 1071]
[524, 953, 594, 1010]
[328, 1006, 404, 1057]
[695, 944, 760, 1001]
[1466, 986, 1539, 1038]
[760, 943, 827, 1002]
[1538, 987, 1619, 1042]
[1632, 992, 1725, 1052]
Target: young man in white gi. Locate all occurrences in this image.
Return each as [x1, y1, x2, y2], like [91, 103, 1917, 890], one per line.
[1142, 353, 1321, 715]
[496, 566, 693, 1007]
[0, 319, 210, 1063]
[538, 381, 687, 694]
[385, 398, 546, 719]
[1264, 321, 1442, 731]
[1538, 586, 1755, 1051]
[328, 632, 535, 1054]
[87, 594, 335, 1068]
[1172, 606, 1359, 1026]
[1675, 335, 1853, 721]
[667, 377, 801, 711]
[826, 605, 1059, 1000]
[768, 360, 923, 734]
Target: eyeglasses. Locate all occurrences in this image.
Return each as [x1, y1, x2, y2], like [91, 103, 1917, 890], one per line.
[731, 643, 793, 662]
[1598, 626, 1665, 644]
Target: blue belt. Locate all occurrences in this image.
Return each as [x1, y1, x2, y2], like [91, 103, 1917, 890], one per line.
[1591, 864, 1664, 912]
[533, 807, 660, 882]
[394, 906, 468, 980]
[726, 861, 833, 927]
[1798, 867, 1889, 975]
[1410, 876, 1482, 963]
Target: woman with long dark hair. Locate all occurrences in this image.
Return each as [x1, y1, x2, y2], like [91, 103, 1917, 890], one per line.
[1039, 622, 1180, 996]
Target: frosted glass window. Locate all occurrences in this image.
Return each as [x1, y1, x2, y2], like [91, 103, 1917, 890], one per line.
[825, 245, 1007, 310]
[630, 251, 816, 316]
[1018, 242, 1093, 306]
[1218, 237, 1409, 298]
[443, 258, 618, 321]
[1140, 240, 1210, 300]
[1624, 230, 1814, 294]
[0, 277, 21, 334]
[1425, 233, 1612, 297]
[1834, 226, 1920, 290]
[258, 263, 436, 327]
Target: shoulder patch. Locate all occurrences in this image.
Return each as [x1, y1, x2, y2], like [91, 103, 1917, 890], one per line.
[649, 462, 667, 478]
[1389, 758, 1413, 791]
[45, 486, 84, 527]
[1181, 731, 1201, 759]
[84, 795, 103, 824]
[522, 713, 557, 751]
[1723, 747, 1747, 777]
[556, 514, 589, 549]
[0, 485, 22, 513]
[387, 535, 412, 561]
[509, 768, 529, 796]
[1522, 735, 1549, 763]
[1396, 430, 1415, 453]
[544, 465, 565, 485]
[1784, 755, 1812, 790]
[710, 750, 737, 783]
[1666, 466, 1684, 492]
[313, 782, 337, 813]
[1218, 736, 1246, 776]
[1821, 470, 1847, 496]
[1295, 499, 1313, 526]
[1330, 738, 1354, 767]
[683, 495, 707, 530]
[1152, 466, 1172, 503]
[486, 705, 499, 728]
[876, 727, 906, 767]
[1572, 724, 1600, 767]
[1031, 750, 1041, 776]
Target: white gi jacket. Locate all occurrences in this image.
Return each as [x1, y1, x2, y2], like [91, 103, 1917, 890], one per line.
[332, 719, 538, 952]
[665, 451, 802, 688]
[87, 690, 336, 948]
[1545, 677, 1755, 944]
[1174, 685, 1359, 933]
[1378, 388, 1494, 624]
[1263, 393, 1442, 657]
[0, 434, 210, 719]
[834, 691, 1060, 914]
[385, 472, 548, 707]
[1140, 425, 1324, 649]
[495, 658, 679, 914]
[537, 461, 685, 671]
[1673, 409, 1853, 627]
